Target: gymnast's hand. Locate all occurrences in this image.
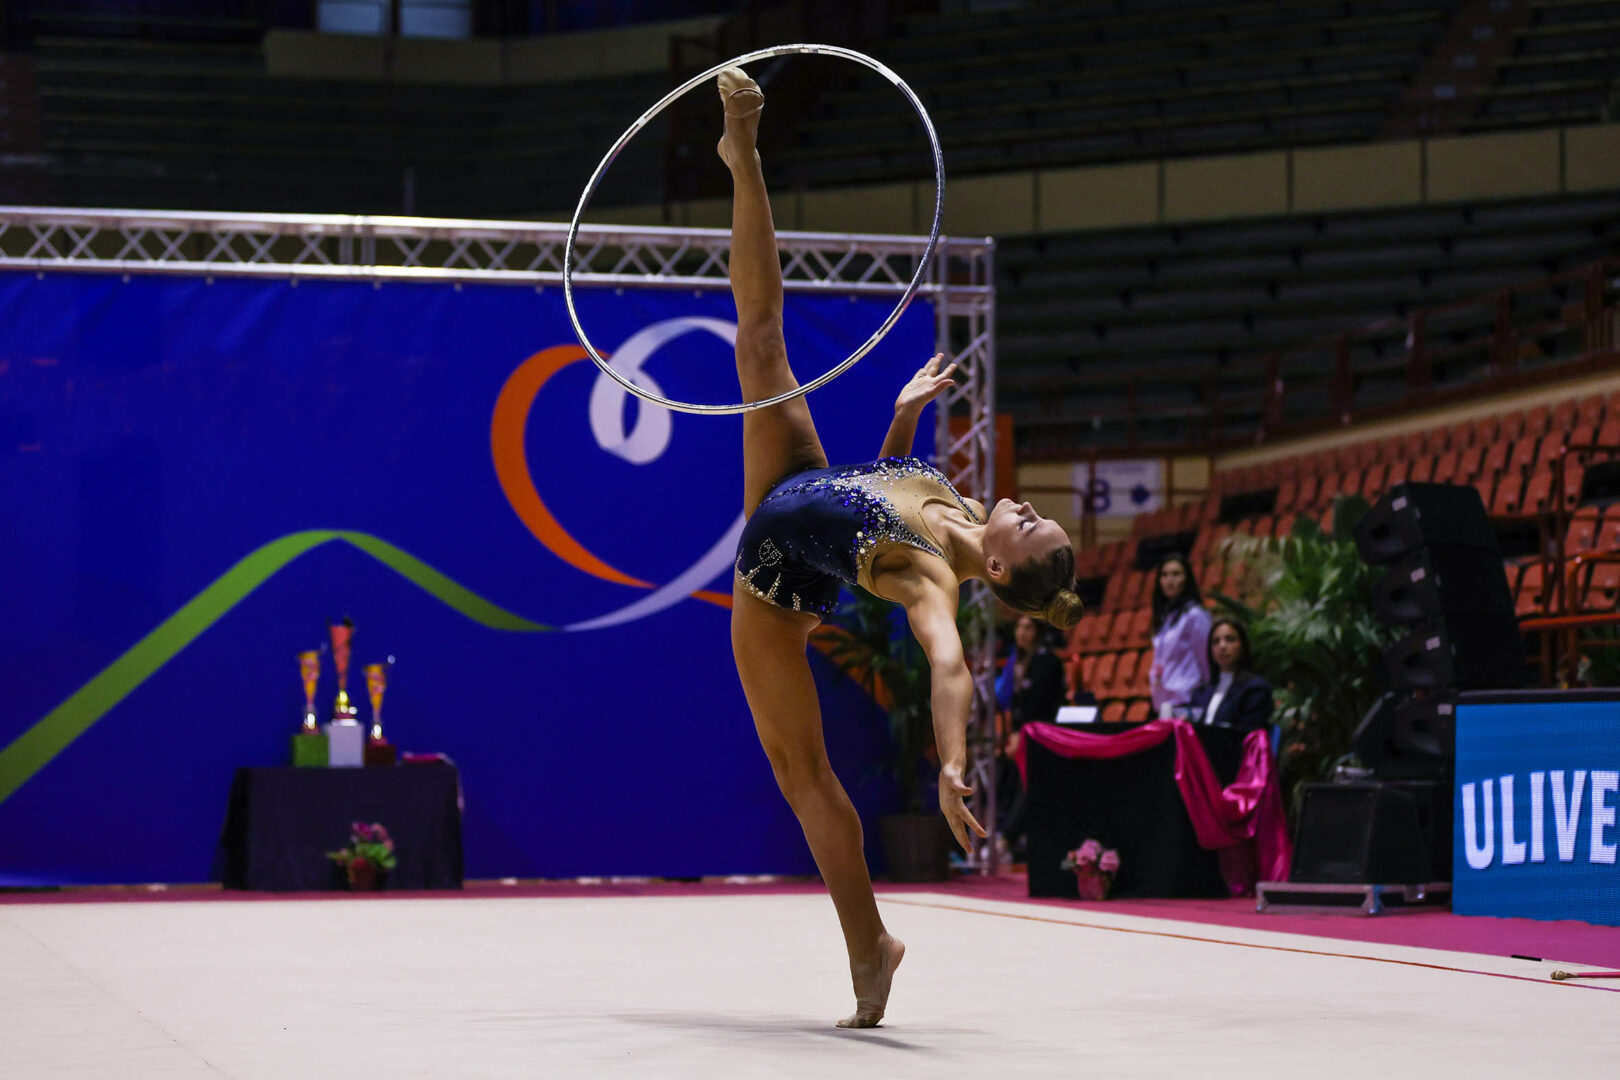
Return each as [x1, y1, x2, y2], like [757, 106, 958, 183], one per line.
[938, 764, 988, 854]
[895, 353, 958, 416]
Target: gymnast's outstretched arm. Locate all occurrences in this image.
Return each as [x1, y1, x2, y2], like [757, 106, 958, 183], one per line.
[879, 353, 956, 459]
[879, 558, 987, 854]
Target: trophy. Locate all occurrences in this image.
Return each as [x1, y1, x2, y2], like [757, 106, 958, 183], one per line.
[297, 651, 321, 732]
[364, 661, 389, 743]
[292, 649, 329, 767]
[329, 618, 359, 723]
[325, 617, 363, 767]
[362, 657, 398, 766]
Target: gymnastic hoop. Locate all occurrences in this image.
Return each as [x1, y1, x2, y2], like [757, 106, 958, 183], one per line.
[563, 43, 945, 416]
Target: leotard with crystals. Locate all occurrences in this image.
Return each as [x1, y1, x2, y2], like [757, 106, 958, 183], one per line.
[733, 456, 983, 617]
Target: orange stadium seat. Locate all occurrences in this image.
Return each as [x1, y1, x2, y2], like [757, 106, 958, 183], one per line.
[1124, 701, 1152, 723]
[1431, 450, 1459, 483]
[1092, 652, 1119, 693]
[1563, 462, 1586, 508]
[1474, 475, 1497, 513]
[1133, 571, 1159, 609]
[1492, 472, 1524, 516]
[1577, 395, 1605, 428]
[1537, 433, 1573, 468]
[1521, 470, 1555, 515]
[1130, 651, 1153, 696]
[1565, 511, 1600, 554]
[1362, 464, 1388, 500]
[1516, 566, 1545, 617]
[1080, 654, 1101, 692]
[1385, 462, 1410, 489]
[1597, 511, 1620, 553]
[1110, 652, 1141, 698]
[1275, 477, 1299, 514]
[1402, 431, 1428, 459]
[1410, 456, 1436, 483]
[1102, 701, 1127, 723]
[1077, 613, 1105, 652]
[1582, 564, 1620, 611]
[1509, 437, 1539, 473]
[1525, 405, 1551, 439]
[1482, 440, 1511, 476]
[1457, 444, 1485, 480]
[1501, 410, 1526, 441]
[1125, 608, 1152, 648]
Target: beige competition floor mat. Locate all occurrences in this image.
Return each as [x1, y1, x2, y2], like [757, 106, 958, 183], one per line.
[4, 889, 1617, 1078]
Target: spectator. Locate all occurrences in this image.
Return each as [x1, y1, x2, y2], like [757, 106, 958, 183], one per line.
[995, 613, 1064, 860]
[1184, 616, 1274, 733]
[1148, 553, 1211, 719]
[996, 613, 1066, 727]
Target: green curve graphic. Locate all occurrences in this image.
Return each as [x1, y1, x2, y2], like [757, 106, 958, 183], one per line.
[0, 530, 551, 805]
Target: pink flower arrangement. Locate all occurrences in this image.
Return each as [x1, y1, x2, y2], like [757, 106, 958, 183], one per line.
[1060, 838, 1120, 901]
[326, 821, 397, 890]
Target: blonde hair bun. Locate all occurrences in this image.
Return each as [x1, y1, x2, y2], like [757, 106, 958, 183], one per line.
[1042, 588, 1084, 631]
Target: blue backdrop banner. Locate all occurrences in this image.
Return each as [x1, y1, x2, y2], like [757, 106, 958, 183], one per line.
[1454, 697, 1620, 925]
[0, 270, 937, 885]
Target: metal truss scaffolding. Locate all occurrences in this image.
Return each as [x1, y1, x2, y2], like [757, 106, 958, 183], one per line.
[0, 206, 1004, 874]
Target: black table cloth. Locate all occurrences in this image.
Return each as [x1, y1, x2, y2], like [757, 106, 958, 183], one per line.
[1025, 722, 1246, 899]
[216, 764, 463, 891]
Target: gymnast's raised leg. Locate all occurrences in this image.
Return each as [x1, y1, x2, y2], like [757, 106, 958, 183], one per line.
[719, 66, 904, 1029]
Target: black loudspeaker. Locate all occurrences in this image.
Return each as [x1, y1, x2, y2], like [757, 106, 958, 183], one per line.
[1352, 692, 1456, 780]
[1353, 482, 1496, 564]
[1385, 615, 1528, 690]
[1356, 482, 1529, 693]
[1290, 783, 1438, 884]
[1371, 545, 1516, 625]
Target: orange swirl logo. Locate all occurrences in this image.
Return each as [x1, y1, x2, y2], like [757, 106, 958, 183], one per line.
[490, 325, 739, 625]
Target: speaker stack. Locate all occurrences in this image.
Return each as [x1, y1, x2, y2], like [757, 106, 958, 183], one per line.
[1282, 484, 1528, 898]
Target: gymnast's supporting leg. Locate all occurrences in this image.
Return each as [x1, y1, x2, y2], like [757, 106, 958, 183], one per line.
[719, 67, 903, 1027]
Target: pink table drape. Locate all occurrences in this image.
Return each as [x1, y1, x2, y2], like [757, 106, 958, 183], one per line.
[1013, 718, 1291, 895]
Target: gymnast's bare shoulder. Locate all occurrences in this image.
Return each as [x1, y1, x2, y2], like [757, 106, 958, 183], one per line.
[866, 546, 960, 612]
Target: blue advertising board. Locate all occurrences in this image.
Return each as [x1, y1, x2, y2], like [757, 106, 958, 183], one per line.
[1454, 694, 1620, 925]
[0, 270, 936, 885]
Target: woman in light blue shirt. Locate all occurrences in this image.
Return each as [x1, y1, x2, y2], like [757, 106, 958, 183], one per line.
[1148, 554, 1211, 718]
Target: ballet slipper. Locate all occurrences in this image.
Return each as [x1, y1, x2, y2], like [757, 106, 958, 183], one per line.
[716, 66, 764, 169]
[717, 66, 764, 117]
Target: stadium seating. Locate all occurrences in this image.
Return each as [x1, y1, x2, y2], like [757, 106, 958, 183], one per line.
[1000, 192, 1620, 457]
[1062, 385, 1620, 712]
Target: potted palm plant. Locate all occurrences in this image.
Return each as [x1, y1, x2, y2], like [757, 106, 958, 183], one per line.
[1212, 495, 1396, 816]
[821, 585, 985, 881]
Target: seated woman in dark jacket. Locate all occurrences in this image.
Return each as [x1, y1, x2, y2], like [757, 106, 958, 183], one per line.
[1183, 616, 1274, 733]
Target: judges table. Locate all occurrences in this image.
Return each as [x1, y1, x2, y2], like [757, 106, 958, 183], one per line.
[1026, 721, 1246, 899]
[216, 764, 464, 891]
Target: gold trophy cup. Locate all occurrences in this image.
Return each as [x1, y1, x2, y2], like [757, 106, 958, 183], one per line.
[364, 662, 388, 742]
[297, 651, 321, 732]
[329, 618, 358, 723]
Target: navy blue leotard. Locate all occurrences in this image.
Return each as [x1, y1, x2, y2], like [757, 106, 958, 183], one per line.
[733, 456, 982, 617]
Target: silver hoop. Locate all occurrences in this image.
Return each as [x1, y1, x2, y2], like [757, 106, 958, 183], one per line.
[564, 43, 945, 416]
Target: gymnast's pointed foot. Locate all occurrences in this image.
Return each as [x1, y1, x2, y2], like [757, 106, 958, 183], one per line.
[836, 933, 904, 1029]
[717, 65, 764, 170]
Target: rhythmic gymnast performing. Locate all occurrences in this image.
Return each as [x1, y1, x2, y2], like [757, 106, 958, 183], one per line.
[714, 66, 1083, 1027]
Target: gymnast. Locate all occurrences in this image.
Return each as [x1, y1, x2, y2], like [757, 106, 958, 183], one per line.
[717, 67, 1083, 1028]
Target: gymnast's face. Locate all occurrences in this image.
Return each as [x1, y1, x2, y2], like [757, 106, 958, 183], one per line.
[983, 499, 1069, 582]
